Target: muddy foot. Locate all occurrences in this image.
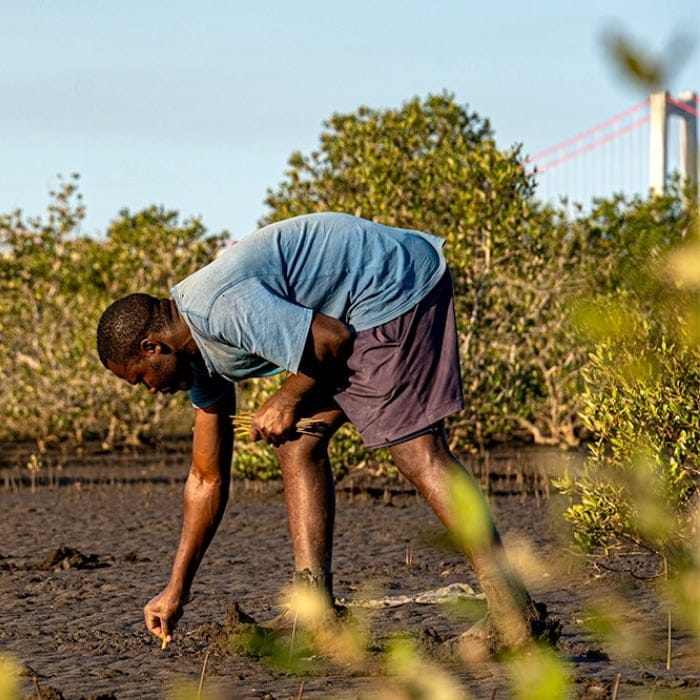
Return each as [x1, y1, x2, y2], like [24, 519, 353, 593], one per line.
[442, 601, 562, 662]
[261, 602, 349, 632]
[441, 613, 498, 663]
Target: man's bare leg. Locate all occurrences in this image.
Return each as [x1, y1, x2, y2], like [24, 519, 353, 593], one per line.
[389, 425, 543, 649]
[274, 407, 346, 606]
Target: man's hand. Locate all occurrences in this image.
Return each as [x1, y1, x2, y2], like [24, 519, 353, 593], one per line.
[144, 587, 185, 645]
[143, 396, 233, 647]
[249, 312, 353, 446]
[250, 392, 300, 445]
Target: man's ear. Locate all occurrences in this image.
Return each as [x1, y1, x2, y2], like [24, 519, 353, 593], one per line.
[140, 338, 162, 356]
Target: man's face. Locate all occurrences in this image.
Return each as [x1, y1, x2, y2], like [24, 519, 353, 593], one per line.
[107, 348, 193, 395]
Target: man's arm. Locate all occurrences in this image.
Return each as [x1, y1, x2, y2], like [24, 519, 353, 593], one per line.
[143, 389, 235, 644]
[251, 312, 353, 444]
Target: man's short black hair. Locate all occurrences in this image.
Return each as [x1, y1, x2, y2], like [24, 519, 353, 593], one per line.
[96, 293, 165, 367]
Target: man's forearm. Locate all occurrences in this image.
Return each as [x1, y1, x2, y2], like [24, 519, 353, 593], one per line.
[277, 371, 319, 406]
[274, 312, 354, 406]
[167, 396, 235, 597]
[167, 468, 230, 597]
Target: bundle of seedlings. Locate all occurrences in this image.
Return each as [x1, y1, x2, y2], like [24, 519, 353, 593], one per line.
[233, 410, 331, 439]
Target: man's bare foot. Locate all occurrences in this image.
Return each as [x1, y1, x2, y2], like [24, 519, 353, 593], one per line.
[442, 602, 562, 662]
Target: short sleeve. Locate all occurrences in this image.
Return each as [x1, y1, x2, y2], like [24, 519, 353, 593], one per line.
[208, 282, 314, 374]
[188, 359, 234, 409]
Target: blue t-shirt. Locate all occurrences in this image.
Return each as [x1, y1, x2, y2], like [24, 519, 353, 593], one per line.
[171, 212, 446, 407]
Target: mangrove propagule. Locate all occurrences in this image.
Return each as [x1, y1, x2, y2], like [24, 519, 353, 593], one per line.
[233, 410, 331, 439]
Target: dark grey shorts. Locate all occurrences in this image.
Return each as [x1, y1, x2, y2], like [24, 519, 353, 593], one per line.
[333, 269, 464, 449]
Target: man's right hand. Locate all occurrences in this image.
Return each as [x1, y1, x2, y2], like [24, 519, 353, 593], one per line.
[251, 391, 300, 445]
[144, 587, 185, 645]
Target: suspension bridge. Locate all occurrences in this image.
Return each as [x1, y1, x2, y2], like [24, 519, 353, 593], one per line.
[526, 90, 698, 209]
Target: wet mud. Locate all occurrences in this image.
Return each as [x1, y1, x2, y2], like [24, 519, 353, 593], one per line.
[1, 445, 698, 699]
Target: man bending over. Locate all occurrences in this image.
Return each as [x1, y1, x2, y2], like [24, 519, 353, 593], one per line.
[96, 212, 554, 655]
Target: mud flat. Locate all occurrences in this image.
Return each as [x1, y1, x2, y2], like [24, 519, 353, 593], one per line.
[1, 446, 698, 699]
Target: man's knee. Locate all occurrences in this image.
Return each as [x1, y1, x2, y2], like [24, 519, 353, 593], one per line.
[275, 435, 330, 472]
[275, 407, 344, 469]
[389, 426, 453, 479]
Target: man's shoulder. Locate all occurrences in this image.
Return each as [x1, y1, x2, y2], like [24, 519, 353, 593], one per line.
[171, 253, 261, 317]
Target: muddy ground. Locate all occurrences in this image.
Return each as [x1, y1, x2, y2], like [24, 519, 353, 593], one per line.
[0, 443, 698, 699]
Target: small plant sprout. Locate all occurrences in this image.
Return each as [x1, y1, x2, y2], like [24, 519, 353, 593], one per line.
[26, 453, 43, 494]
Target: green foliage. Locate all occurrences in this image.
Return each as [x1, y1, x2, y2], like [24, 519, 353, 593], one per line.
[447, 466, 494, 552]
[98, 204, 223, 297]
[2, 98, 698, 532]
[384, 636, 466, 699]
[507, 643, 570, 700]
[555, 197, 699, 566]
[0, 175, 226, 449]
[263, 92, 588, 451]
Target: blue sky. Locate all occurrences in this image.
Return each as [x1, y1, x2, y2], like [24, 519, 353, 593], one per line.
[1, 1, 698, 238]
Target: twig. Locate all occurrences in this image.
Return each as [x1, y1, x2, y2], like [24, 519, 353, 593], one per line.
[32, 675, 43, 700]
[611, 673, 621, 700]
[664, 557, 672, 670]
[581, 552, 666, 580]
[296, 681, 306, 699]
[289, 610, 300, 663]
[667, 608, 673, 671]
[197, 650, 211, 700]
